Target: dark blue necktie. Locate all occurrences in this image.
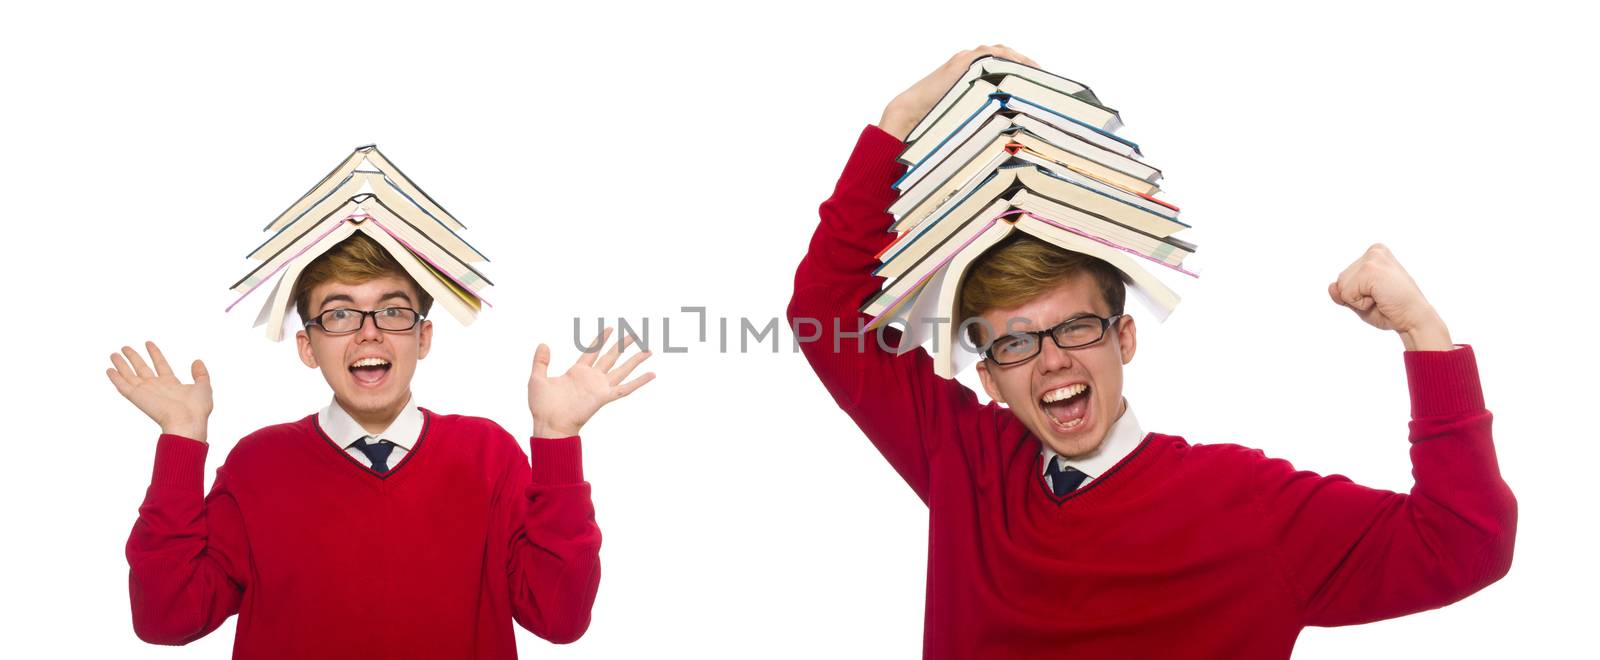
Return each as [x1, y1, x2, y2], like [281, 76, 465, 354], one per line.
[1044, 457, 1089, 496]
[351, 437, 395, 473]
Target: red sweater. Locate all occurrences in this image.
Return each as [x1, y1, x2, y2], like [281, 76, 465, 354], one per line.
[787, 125, 1518, 659]
[126, 409, 600, 659]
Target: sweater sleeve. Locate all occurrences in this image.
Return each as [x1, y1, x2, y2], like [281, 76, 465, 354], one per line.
[786, 124, 992, 502]
[1251, 345, 1517, 627]
[125, 435, 248, 645]
[504, 435, 601, 644]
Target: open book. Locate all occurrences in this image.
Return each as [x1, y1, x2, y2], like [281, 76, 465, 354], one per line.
[228, 145, 492, 341]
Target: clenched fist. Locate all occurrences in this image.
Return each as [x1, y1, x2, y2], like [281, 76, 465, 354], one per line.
[1328, 244, 1454, 351]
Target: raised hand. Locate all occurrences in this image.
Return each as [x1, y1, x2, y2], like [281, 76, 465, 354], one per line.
[1328, 244, 1453, 351]
[106, 341, 213, 443]
[878, 44, 1040, 141]
[528, 327, 655, 438]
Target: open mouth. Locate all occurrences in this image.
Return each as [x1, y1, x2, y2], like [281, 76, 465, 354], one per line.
[349, 356, 392, 386]
[1040, 383, 1091, 431]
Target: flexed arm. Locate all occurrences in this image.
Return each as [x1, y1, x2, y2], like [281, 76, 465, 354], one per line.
[108, 342, 247, 644]
[1259, 246, 1516, 625]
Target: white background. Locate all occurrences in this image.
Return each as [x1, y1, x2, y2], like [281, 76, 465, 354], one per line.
[3, 0, 1596, 657]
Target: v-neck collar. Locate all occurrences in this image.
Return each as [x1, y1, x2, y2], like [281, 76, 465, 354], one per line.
[317, 396, 423, 452]
[310, 408, 432, 480]
[1034, 432, 1156, 506]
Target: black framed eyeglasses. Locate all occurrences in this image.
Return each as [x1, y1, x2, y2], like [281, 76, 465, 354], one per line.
[305, 307, 424, 335]
[983, 313, 1124, 366]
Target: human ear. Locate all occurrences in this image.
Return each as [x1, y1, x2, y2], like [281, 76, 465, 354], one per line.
[976, 360, 1007, 404]
[417, 319, 433, 360]
[296, 329, 318, 369]
[1117, 315, 1137, 365]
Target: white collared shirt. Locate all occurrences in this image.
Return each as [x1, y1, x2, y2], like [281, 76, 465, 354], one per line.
[1041, 402, 1144, 492]
[317, 395, 424, 470]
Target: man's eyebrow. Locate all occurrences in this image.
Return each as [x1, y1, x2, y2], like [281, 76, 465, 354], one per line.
[319, 293, 355, 310]
[1043, 311, 1099, 326]
[317, 291, 413, 311]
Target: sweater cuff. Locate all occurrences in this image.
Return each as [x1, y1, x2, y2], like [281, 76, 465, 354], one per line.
[1404, 344, 1486, 419]
[839, 125, 910, 198]
[151, 434, 208, 490]
[529, 435, 585, 485]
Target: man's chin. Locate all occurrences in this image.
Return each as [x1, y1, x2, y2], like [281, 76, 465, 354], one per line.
[1040, 427, 1106, 459]
[333, 385, 409, 417]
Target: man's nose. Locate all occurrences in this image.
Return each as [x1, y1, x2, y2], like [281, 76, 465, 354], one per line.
[356, 313, 384, 342]
[1035, 336, 1074, 372]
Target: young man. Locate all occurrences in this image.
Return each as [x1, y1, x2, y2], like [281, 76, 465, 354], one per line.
[788, 46, 1516, 659]
[108, 233, 653, 659]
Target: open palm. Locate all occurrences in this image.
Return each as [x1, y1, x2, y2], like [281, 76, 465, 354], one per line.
[528, 327, 654, 438]
[106, 341, 213, 442]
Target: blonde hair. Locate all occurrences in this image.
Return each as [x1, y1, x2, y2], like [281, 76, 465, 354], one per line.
[292, 233, 434, 322]
[958, 234, 1125, 345]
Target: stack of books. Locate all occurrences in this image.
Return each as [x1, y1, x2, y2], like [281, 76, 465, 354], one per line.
[862, 56, 1198, 377]
[226, 145, 492, 340]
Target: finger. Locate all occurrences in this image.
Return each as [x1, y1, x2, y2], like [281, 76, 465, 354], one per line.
[110, 352, 140, 384]
[595, 332, 632, 372]
[106, 368, 133, 397]
[579, 327, 613, 367]
[608, 350, 653, 386]
[990, 44, 1039, 67]
[1335, 260, 1367, 307]
[612, 372, 656, 399]
[121, 346, 155, 380]
[191, 359, 210, 386]
[146, 341, 175, 380]
[530, 343, 551, 381]
[1327, 282, 1344, 306]
[1331, 263, 1378, 312]
[956, 46, 997, 69]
